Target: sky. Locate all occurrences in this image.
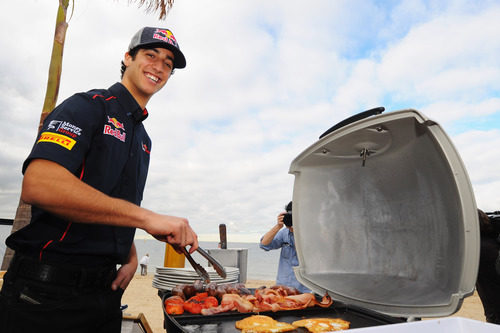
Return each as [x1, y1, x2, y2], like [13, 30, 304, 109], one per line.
[0, 0, 499, 243]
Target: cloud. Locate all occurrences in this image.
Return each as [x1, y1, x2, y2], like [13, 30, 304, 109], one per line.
[378, 6, 500, 102]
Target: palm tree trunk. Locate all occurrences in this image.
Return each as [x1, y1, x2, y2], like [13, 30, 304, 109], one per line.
[1, 0, 70, 270]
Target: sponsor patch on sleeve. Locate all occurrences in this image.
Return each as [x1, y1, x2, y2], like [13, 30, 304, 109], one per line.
[37, 132, 76, 150]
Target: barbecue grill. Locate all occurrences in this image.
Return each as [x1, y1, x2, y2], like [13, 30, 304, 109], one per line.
[162, 108, 480, 332]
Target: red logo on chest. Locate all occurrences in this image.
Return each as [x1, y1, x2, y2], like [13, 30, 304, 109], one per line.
[103, 125, 126, 142]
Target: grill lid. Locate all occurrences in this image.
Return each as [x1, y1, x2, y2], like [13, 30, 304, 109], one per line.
[289, 109, 479, 318]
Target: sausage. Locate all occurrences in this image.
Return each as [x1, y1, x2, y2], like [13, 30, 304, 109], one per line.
[183, 284, 197, 299]
[193, 280, 205, 293]
[171, 284, 187, 300]
[206, 282, 218, 297]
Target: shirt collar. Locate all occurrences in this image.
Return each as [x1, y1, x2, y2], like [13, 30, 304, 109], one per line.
[108, 82, 149, 122]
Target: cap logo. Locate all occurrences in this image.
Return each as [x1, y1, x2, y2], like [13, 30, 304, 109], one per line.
[152, 29, 178, 47]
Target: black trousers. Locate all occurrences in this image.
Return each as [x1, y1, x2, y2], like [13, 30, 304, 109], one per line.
[0, 257, 124, 333]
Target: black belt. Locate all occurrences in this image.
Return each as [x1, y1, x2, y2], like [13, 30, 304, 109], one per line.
[9, 254, 117, 289]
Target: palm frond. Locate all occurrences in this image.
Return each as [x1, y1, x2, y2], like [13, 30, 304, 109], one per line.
[130, 0, 174, 20]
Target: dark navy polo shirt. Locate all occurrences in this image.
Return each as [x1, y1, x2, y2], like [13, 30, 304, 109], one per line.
[7, 83, 151, 266]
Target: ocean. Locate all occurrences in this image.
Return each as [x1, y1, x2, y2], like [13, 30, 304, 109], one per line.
[135, 239, 280, 281]
[0, 225, 280, 281]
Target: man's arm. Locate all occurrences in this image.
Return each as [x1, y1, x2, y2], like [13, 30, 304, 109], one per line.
[21, 159, 198, 252]
[260, 212, 285, 246]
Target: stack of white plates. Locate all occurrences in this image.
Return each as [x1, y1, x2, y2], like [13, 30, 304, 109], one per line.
[152, 266, 240, 291]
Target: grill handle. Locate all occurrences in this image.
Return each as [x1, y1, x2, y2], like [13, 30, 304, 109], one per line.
[319, 106, 385, 139]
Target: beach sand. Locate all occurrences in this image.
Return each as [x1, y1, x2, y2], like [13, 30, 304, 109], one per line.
[122, 274, 487, 333]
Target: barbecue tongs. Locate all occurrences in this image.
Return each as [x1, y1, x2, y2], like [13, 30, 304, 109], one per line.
[181, 247, 227, 283]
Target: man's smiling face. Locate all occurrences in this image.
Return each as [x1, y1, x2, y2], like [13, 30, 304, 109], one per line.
[121, 47, 174, 108]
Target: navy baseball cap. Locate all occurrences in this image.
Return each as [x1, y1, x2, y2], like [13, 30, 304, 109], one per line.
[128, 27, 186, 69]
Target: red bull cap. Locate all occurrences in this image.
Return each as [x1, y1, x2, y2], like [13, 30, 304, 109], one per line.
[128, 27, 186, 69]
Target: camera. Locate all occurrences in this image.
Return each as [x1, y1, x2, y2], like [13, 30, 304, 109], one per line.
[283, 212, 292, 227]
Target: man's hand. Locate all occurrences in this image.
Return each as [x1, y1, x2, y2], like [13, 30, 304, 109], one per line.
[277, 212, 285, 227]
[144, 213, 199, 254]
[112, 243, 138, 291]
[112, 261, 137, 291]
[260, 212, 286, 246]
